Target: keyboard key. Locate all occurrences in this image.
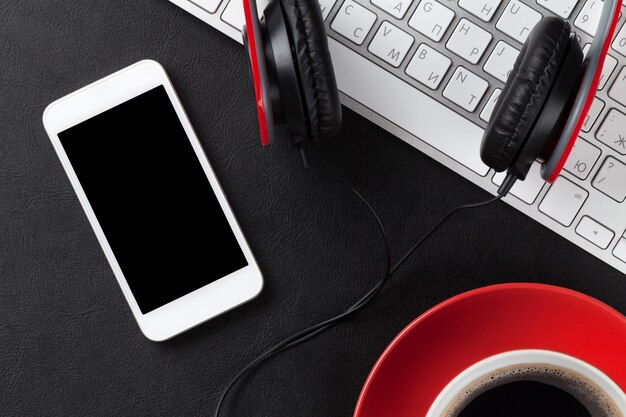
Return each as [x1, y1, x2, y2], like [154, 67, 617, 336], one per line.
[539, 176, 588, 227]
[406, 44, 452, 89]
[480, 88, 502, 122]
[592, 156, 626, 202]
[564, 138, 601, 179]
[599, 56, 618, 90]
[496, 0, 542, 43]
[408, 0, 455, 42]
[484, 41, 520, 82]
[459, 0, 503, 22]
[319, 0, 338, 20]
[613, 238, 626, 263]
[576, 216, 614, 249]
[493, 162, 545, 204]
[443, 66, 489, 112]
[221, 0, 269, 29]
[596, 109, 626, 155]
[574, 0, 605, 36]
[581, 97, 605, 133]
[608, 66, 626, 107]
[195, 0, 223, 14]
[446, 19, 493, 64]
[582, 45, 617, 89]
[598, 57, 618, 90]
[372, 0, 415, 19]
[369, 21, 414, 67]
[328, 38, 489, 175]
[612, 22, 626, 57]
[536, 0, 579, 18]
[331, 0, 377, 45]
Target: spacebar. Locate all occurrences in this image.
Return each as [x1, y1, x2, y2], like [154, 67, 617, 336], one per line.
[328, 39, 489, 176]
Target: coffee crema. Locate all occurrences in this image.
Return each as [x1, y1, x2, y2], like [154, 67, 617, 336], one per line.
[441, 364, 623, 417]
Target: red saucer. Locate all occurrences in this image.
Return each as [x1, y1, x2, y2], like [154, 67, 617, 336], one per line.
[353, 283, 626, 417]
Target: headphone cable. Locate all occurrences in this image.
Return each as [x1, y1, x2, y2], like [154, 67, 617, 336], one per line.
[213, 147, 503, 417]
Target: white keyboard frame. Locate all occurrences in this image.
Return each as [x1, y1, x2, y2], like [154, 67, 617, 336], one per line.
[169, 0, 626, 278]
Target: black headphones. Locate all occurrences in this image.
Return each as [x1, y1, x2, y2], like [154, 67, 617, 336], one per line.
[243, 0, 621, 193]
[214, 3, 622, 415]
[243, 0, 342, 147]
[481, 17, 584, 184]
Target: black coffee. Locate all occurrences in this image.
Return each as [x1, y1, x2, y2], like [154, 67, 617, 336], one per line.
[458, 381, 591, 417]
[441, 364, 622, 417]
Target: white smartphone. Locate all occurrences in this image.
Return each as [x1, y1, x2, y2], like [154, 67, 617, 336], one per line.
[43, 60, 263, 341]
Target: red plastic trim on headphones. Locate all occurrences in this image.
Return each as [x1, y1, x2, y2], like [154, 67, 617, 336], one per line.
[243, 0, 270, 146]
[545, 0, 622, 183]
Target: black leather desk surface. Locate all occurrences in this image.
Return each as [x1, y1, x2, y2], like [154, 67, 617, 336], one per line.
[2, 1, 625, 416]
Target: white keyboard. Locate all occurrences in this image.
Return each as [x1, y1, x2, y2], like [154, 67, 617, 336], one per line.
[170, 0, 626, 277]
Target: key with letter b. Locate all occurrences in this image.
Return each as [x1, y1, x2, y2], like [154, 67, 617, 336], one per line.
[406, 44, 452, 89]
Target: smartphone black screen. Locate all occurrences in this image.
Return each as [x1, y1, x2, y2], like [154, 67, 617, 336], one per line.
[59, 86, 248, 313]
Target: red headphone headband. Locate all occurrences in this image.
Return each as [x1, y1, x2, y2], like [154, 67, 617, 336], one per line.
[543, 0, 623, 182]
[243, 0, 274, 145]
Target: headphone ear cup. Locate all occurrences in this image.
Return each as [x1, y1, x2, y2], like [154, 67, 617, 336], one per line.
[262, 0, 310, 144]
[279, 0, 342, 143]
[480, 17, 573, 174]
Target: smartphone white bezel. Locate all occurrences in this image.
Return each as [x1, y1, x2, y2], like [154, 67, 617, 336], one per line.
[43, 60, 263, 341]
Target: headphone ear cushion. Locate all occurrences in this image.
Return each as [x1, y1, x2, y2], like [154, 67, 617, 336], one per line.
[280, 0, 342, 143]
[481, 17, 572, 172]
